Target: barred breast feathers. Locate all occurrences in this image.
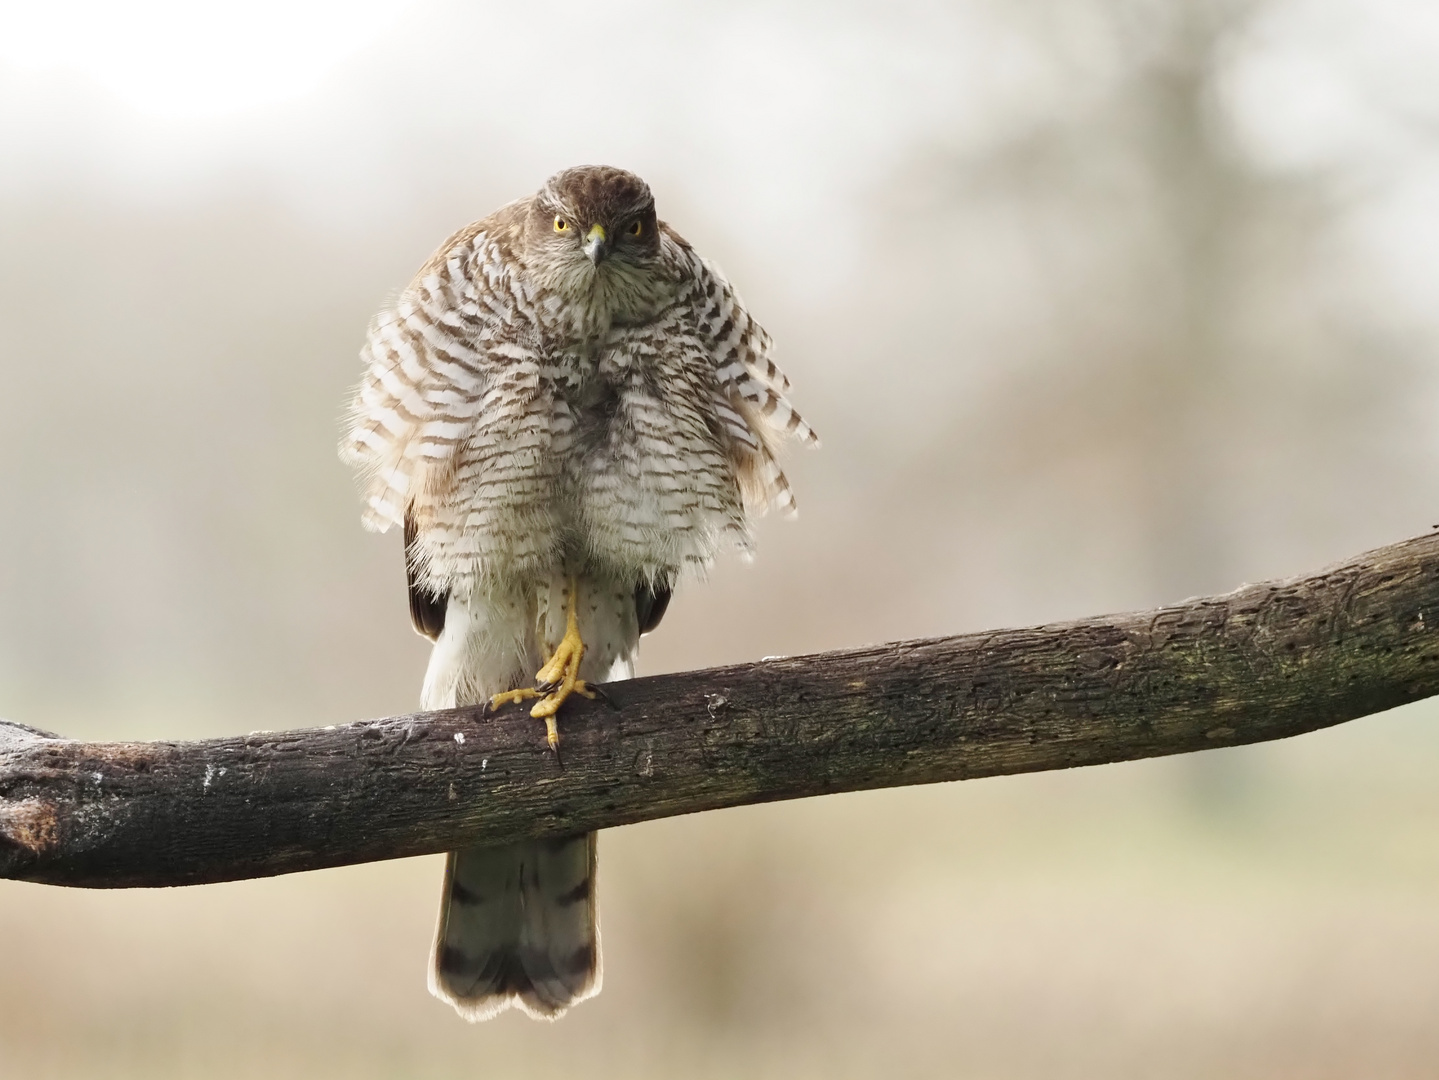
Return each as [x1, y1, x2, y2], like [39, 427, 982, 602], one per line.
[341, 202, 818, 596]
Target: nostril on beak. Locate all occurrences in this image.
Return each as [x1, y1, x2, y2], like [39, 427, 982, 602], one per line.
[584, 224, 608, 265]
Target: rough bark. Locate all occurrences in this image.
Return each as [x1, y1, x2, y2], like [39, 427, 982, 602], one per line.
[3, 532, 1438, 889]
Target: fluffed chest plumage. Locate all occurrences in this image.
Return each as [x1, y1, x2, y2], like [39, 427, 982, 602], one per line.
[343, 203, 814, 599]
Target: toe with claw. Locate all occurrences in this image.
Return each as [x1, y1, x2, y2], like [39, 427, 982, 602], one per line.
[486, 578, 597, 757]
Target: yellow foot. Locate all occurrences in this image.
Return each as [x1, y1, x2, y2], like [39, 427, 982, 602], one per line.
[489, 687, 542, 710]
[487, 578, 598, 756]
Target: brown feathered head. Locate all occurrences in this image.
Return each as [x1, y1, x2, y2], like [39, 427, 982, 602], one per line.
[529, 165, 661, 267]
[523, 165, 672, 327]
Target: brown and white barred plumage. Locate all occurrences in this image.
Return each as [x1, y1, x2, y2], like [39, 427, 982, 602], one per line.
[341, 166, 815, 1021]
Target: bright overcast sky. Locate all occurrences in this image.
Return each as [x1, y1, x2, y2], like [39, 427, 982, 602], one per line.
[0, 0, 414, 118]
[0, 0, 1436, 303]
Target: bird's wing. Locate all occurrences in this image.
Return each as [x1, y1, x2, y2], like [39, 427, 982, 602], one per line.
[673, 242, 818, 517]
[405, 510, 448, 642]
[342, 205, 564, 598]
[339, 209, 530, 537]
[634, 577, 672, 635]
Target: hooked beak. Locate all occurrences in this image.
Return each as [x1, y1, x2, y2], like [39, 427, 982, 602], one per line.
[583, 224, 608, 266]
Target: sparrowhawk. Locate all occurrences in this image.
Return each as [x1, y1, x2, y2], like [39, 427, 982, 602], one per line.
[341, 165, 815, 1021]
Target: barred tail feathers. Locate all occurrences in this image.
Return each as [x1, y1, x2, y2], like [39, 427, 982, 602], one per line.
[431, 834, 600, 1022]
[422, 581, 631, 1023]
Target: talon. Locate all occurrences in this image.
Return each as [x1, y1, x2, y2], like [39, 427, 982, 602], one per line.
[531, 681, 582, 719]
[545, 715, 563, 767]
[491, 578, 592, 754]
[532, 679, 597, 718]
[536, 655, 567, 687]
[528, 581, 587, 721]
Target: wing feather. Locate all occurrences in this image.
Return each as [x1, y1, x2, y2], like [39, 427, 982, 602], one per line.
[663, 235, 818, 517]
[405, 511, 448, 642]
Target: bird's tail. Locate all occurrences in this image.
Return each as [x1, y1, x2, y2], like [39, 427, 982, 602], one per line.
[429, 832, 601, 1021]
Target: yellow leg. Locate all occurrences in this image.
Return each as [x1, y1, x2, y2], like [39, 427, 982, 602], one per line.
[487, 578, 597, 753]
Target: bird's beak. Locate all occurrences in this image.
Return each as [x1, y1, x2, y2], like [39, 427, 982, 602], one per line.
[583, 224, 608, 266]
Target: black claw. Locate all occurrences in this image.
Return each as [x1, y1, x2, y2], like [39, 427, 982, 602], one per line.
[589, 683, 618, 709]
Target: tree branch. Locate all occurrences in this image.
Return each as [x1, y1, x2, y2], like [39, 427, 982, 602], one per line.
[4, 532, 1439, 888]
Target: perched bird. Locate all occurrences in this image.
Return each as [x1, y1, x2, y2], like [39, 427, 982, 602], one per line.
[341, 165, 816, 1021]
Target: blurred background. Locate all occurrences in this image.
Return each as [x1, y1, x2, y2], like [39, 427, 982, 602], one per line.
[3, 0, 1439, 1075]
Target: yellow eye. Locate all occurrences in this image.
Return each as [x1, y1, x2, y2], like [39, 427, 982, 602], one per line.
[553, 216, 569, 232]
[628, 220, 643, 237]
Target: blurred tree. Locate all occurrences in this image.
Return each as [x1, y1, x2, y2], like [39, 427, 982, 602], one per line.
[851, 0, 1431, 620]
[811, 0, 1438, 809]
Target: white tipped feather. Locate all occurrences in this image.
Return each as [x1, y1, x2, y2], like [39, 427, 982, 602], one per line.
[430, 835, 601, 1022]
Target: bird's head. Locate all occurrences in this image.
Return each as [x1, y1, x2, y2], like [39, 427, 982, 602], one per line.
[526, 165, 663, 299]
